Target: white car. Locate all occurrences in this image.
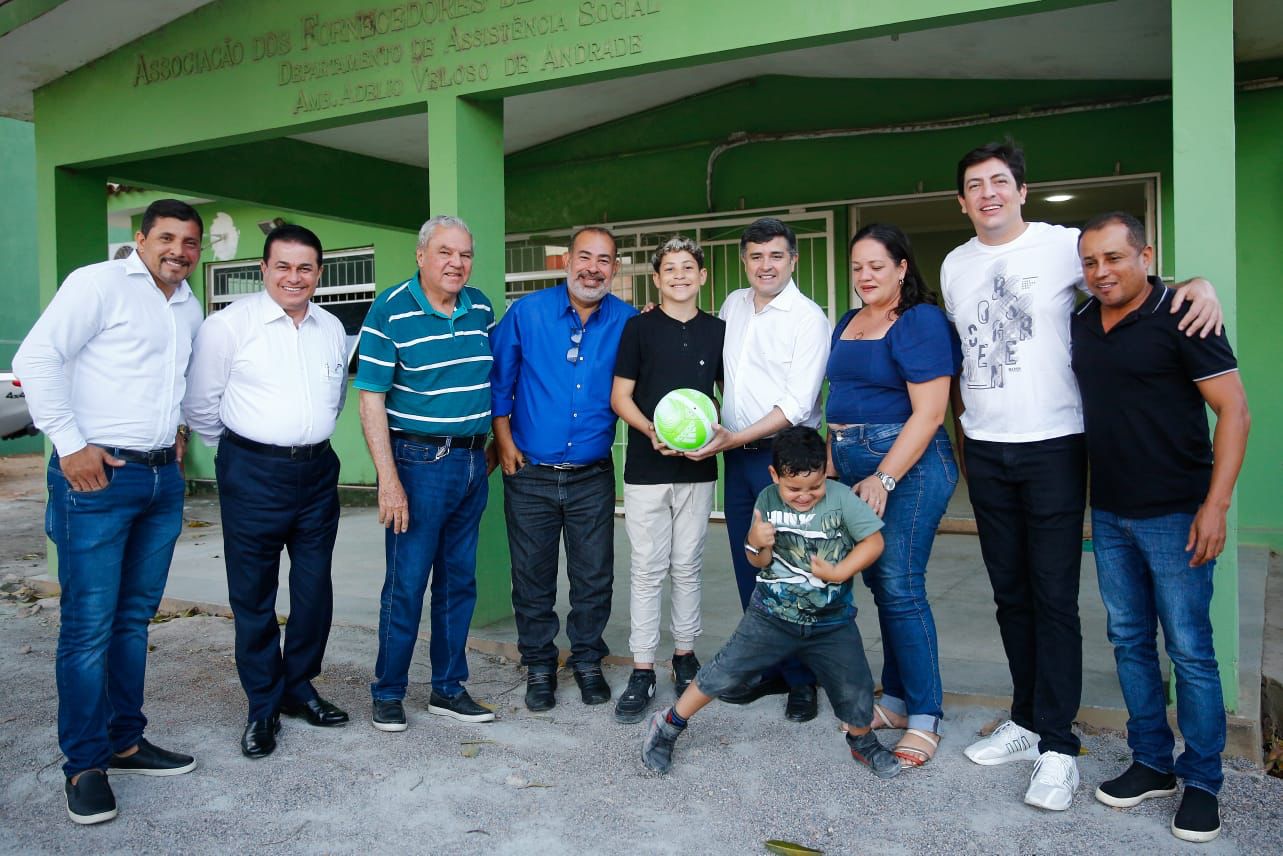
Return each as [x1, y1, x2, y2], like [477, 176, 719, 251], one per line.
[0, 371, 37, 440]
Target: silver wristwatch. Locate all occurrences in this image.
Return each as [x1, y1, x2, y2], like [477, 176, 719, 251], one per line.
[875, 471, 897, 492]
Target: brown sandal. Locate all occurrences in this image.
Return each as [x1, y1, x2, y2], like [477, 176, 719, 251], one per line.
[893, 728, 940, 768]
[869, 703, 906, 730]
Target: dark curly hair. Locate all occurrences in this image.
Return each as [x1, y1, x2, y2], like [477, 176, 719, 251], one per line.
[849, 223, 936, 319]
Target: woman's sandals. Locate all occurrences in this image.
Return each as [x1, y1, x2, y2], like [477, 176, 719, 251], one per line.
[893, 729, 940, 768]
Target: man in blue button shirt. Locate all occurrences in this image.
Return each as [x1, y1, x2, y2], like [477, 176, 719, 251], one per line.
[491, 227, 638, 711]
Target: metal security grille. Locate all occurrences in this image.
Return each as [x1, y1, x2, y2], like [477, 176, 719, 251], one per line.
[504, 212, 836, 515]
[206, 247, 377, 372]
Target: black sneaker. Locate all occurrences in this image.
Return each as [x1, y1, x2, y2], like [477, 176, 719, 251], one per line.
[1095, 761, 1178, 808]
[108, 737, 196, 776]
[641, 709, 684, 774]
[614, 669, 657, 724]
[525, 668, 557, 712]
[428, 689, 496, 723]
[65, 770, 117, 825]
[846, 730, 901, 780]
[671, 653, 700, 697]
[573, 663, 611, 705]
[1171, 787, 1220, 843]
[372, 698, 408, 732]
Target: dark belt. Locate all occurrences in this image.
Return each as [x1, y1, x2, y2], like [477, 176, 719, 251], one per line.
[222, 430, 331, 461]
[391, 431, 488, 450]
[536, 458, 608, 471]
[741, 437, 775, 452]
[101, 445, 177, 467]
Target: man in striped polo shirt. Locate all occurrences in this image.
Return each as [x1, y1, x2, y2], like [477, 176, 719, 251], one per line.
[355, 215, 496, 732]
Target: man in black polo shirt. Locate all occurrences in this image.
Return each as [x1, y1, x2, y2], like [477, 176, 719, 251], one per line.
[1070, 211, 1249, 844]
[610, 235, 725, 724]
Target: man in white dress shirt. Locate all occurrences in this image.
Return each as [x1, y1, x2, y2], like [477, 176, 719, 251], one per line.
[184, 224, 349, 759]
[687, 217, 831, 722]
[15, 199, 205, 825]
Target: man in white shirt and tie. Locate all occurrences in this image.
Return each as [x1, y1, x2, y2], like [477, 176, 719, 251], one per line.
[687, 217, 831, 722]
[184, 224, 349, 759]
[15, 199, 205, 825]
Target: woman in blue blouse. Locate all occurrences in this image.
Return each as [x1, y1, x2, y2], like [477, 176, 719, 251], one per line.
[826, 223, 960, 768]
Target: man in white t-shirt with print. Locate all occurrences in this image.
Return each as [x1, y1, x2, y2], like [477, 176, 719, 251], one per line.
[940, 141, 1222, 813]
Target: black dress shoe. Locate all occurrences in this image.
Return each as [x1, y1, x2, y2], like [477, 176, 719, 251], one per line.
[573, 663, 611, 705]
[279, 695, 349, 727]
[525, 668, 557, 712]
[785, 683, 818, 722]
[718, 674, 790, 705]
[241, 716, 281, 759]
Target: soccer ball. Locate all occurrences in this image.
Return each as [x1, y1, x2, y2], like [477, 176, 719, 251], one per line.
[653, 388, 718, 452]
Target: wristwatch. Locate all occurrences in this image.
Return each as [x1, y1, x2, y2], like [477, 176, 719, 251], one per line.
[874, 471, 897, 492]
[744, 541, 762, 555]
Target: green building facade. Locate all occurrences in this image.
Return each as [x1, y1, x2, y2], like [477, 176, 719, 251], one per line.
[5, 0, 1280, 710]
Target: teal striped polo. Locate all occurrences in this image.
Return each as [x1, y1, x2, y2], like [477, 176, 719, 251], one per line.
[354, 275, 494, 436]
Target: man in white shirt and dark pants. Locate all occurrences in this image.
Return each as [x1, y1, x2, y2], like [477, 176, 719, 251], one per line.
[688, 217, 831, 722]
[15, 199, 205, 825]
[184, 224, 350, 759]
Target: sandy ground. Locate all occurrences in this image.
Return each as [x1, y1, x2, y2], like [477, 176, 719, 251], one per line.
[2, 453, 1281, 854]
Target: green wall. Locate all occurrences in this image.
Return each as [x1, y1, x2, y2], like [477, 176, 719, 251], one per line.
[1235, 86, 1283, 550]
[0, 117, 42, 455]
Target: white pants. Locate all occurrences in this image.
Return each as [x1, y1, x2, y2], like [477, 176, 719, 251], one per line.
[623, 481, 716, 663]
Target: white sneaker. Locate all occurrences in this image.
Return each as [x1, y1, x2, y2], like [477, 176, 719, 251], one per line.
[963, 719, 1041, 766]
[1024, 751, 1080, 811]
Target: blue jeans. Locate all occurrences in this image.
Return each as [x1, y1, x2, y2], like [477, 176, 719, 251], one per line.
[831, 424, 957, 733]
[1091, 509, 1224, 795]
[723, 446, 815, 689]
[503, 460, 615, 667]
[46, 453, 184, 777]
[372, 438, 488, 701]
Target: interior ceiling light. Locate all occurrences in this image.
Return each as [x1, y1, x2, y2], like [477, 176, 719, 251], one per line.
[1045, 194, 1074, 203]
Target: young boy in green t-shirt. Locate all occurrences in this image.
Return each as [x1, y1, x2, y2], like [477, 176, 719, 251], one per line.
[641, 426, 899, 778]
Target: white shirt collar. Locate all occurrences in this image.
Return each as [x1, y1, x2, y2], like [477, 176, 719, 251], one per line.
[255, 289, 313, 326]
[123, 250, 195, 305]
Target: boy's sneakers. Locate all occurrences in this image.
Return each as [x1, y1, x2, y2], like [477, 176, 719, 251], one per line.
[1171, 787, 1221, 843]
[845, 730, 901, 779]
[615, 669, 657, 724]
[641, 708, 685, 774]
[1024, 751, 1080, 811]
[963, 719, 1041, 766]
[65, 770, 117, 825]
[1095, 762, 1178, 808]
[671, 652, 700, 697]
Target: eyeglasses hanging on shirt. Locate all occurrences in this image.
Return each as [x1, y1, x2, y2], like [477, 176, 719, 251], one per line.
[566, 326, 584, 364]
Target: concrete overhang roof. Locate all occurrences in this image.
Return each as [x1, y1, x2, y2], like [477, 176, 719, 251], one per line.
[2, 0, 1280, 163]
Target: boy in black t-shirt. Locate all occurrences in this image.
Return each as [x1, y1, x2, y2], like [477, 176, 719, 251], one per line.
[640, 427, 897, 778]
[610, 236, 725, 724]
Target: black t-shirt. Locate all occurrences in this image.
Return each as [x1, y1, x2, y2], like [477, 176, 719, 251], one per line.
[1070, 277, 1238, 517]
[613, 308, 725, 484]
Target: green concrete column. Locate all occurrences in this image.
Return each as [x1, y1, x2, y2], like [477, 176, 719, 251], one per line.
[1171, 0, 1239, 711]
[426, 94, 511, 626]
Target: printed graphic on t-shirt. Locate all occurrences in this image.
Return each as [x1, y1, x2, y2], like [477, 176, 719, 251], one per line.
[960, 259, 1036, 391]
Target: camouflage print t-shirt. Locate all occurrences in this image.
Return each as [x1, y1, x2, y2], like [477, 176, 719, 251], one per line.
[750, 483, 884, 625]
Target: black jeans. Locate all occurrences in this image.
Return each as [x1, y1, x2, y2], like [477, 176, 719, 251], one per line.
[503, 460, 615, 668]
[216, 439, 341, 721]
[964, 433, 1086, 756]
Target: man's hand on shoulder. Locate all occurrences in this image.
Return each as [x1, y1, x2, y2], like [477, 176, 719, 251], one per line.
[1170, 277, 1224, 339]
[60, 445, 125, 492]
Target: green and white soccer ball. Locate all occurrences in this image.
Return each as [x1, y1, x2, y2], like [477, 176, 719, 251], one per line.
[653, 388, 718, 452]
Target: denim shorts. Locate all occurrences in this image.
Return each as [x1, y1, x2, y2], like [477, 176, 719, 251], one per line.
[695, 606, 875, 725]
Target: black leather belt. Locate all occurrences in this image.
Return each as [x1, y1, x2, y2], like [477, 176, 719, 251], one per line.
[741, 437, 774, 452]
[391, 431, 488, 450]
[101, 445, 178, 467]
[222, 430, 331, 461]
[537, 459, 607, 471]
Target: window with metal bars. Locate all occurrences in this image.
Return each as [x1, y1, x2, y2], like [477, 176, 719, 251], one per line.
[206, 247, 376, 373]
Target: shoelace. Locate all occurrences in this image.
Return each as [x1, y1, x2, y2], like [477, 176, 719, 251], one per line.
[1031, 753, 1076, 788]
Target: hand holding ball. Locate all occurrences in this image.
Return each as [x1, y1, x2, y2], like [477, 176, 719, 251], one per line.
[652, 389, 718, 452]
